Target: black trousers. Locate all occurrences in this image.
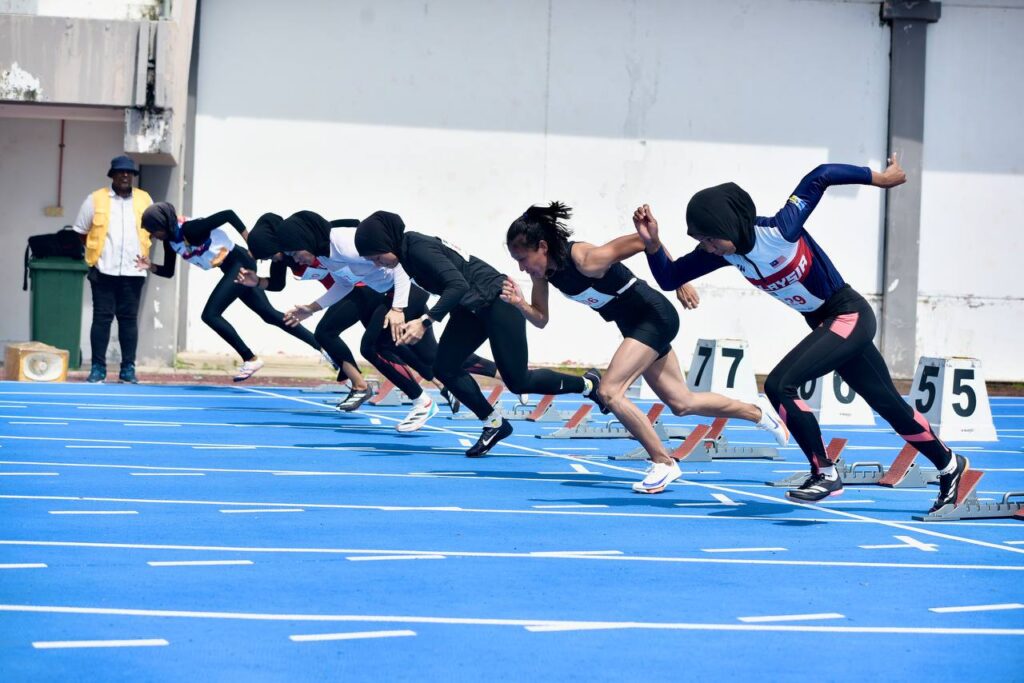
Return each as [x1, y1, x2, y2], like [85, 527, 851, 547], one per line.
[88, 269, 145, 367]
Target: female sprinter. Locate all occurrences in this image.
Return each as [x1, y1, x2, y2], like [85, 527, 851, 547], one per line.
[505, 203, 788, 493]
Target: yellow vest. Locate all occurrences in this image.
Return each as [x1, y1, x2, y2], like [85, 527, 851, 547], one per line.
[85, 188, 154, 267]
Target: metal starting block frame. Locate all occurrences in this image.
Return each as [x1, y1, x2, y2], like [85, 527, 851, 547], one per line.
[767, 442, 939, 489]
[914, 469, 1024, 521]
[539, 404, 677, 440]
[701, 418, 781, 460]
[524, 395, 588, 423]
[447, 384, 526, 420]
[368, 378, 413, 407]
[302, 382, 349, 394]
[609, 423, 712, 461]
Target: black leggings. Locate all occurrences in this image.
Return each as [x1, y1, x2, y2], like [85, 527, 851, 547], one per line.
[202, 247, 320, 361]
[362, 285, 498, 399]
[435, 298, 585, 420]
[315, 286, 385, 374]
[763, 294, 953, 471]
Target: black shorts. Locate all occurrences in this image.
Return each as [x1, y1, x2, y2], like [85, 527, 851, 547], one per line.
[612, 281, 679, 358]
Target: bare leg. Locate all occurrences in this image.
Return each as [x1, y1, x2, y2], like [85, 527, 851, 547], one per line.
[643, 349, 761, 423]
[599, 339, 675, 465]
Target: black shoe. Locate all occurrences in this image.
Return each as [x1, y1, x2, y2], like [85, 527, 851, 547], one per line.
[86, 364, 106, 384]
[466, 418, 513, 457]
[336, 387, 373, 412]
[440, 386, 461, 415]
[786, 472, 844, 502]
[583, 368, 609, 414]
[929, 454, 969, 513]
[118, 363, 138, 384]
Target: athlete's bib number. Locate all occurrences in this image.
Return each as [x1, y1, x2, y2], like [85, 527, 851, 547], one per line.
[564, 287, 614, 309]
[298, 267, 331, 281]
[439, 238, 471, 262]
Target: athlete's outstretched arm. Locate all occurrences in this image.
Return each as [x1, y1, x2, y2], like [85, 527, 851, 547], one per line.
[633, 204, 728, 291]
[573, 234, 646, 278]
[764, 156, 904, 241]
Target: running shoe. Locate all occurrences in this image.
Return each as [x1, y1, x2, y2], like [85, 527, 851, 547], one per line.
[929, 454, 969, 513]
[86, 363, 106, 384]
[336, 386, 374, 412]
[233, 359, 264, 382]
[583, 368, 609, 414]
[396, 397, 439, 433]
[786, 472, 844, 502]
[465, 418, 513, 457]
[118, 363, 139, 384]
[631, 460, 682, 494]
[755, 396, 789, 446]
[439, 386, 461, 415]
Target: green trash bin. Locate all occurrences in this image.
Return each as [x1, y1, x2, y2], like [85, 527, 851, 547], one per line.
[28, 257, 89, 369]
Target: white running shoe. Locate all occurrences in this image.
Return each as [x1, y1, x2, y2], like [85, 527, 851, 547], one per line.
[396, 397, 439, 433]
[631, 460, 682, 494]
[233, 359, 264, 382]
[756, 396, 789, 446]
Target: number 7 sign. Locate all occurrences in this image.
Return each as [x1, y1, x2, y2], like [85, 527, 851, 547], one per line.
[907, 357, 997, 442]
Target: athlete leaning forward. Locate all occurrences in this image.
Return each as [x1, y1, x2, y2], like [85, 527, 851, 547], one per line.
[503, 203, 788, 493]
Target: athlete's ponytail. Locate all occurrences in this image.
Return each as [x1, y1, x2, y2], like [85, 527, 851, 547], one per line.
[506, 201, 574, 270]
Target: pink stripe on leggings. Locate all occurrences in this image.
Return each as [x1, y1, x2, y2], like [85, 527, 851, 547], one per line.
[901, 410, 936, 443]
[829, 313, 859, 339]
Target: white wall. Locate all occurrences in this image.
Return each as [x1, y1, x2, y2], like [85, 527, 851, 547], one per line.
[0, 115, 135, 365]
[0, 0, 159, 20]
[917, 2, 1024, 380]
[192, 0, 894, 374]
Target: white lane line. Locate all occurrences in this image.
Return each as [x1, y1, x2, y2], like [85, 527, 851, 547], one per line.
[528, 550, 623, 557]
[148, 560, 253, 567]
[193, 446, 257, 450]
[6, 538, 1021, 571]
[531, 504, 609, 509]
[7, 604, 1024, 636]
[711, 493, 741, 506]
[346, 555, 445, 562]
[0, 472, 58, 476]
[124, 423, 182, 428]
[240, 386, 1024, 557]
[33, 639, 168, 649]
[66, 445, 131, 449]
[573, 464, 595, 474]
[861, 535, 938, 552]
[369, 418, 382, 425]
[1006, 541, 1024, 546]
[219, 508, 304, 514]
[929, 603, 1024, 614]
[48, 510, 138, 515]
[9, 422, 66, 426]
[701, 547, 787, 553]
[738, 613, 845, 623]
[820, 499, 875, 505]
[290, 630, 416, 642]
[131, 472, 205, 477]
[458, 438, 472, 448]
[0, 563, 46, 569]
[543, 447, 600, 451]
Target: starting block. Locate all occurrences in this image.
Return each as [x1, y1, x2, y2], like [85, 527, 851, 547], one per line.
[368, 378, 413, 407]
[302, 382, 350, 394]
[702, 418, 782, 460]
[525, 395, 588, 423]
[538, 403, 679, 440]
[914, 470, 1024, 522]
[767, 441, 940, 488]
[767, 438, 848, 487]
[610, 423, 712, 462]
[449, 384, 536, 420]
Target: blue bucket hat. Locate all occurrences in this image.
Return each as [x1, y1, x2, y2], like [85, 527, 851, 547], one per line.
[107, 155, 139, 177]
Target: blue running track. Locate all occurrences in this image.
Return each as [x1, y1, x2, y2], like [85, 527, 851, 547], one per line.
[1, 381, 1022, 680]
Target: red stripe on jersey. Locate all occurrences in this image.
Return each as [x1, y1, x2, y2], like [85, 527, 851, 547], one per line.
[743, 238, 814, 291]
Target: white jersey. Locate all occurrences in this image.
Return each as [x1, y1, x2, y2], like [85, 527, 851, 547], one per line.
[314, 228, 411, 310]
[171, 223, 236, 271]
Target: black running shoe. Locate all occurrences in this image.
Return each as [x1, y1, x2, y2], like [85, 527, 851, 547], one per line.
[440, 386, 461, 415]
[465, 418, 513, 457]
[583, 368, 609, 414]
[118, 363, 139, 384]
[929, 454, 969, 513]
[786, 472, 844, 502]
[336, 387, 373, 412]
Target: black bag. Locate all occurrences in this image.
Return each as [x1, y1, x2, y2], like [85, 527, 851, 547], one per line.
[23, 226, 85, 290]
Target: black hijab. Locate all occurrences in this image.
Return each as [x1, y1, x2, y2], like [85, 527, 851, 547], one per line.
[247, 213, 284, 260]
[276, 210, 333, 257]
[141, 202, 179, 238]
[354, 211, 406, 258]
[685, 182, 756, 255]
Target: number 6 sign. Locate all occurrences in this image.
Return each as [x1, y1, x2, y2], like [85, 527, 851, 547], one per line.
[796, 372, 875, 425]
[907, 357, 996, 441]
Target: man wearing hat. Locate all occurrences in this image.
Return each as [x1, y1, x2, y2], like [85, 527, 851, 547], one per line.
[71, 155, 154, 383]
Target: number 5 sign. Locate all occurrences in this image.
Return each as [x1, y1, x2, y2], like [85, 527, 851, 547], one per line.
[907, 357, 996, 442]
[687, 339, 758, 403]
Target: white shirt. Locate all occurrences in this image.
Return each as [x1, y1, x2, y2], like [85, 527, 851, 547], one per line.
[314, 228, 411, 310]
[73, 189, 149, 277]
[169, 223, 237, 271]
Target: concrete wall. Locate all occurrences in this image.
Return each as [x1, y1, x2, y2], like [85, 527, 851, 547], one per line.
[0, 1, 160, 20]
[191, 0, 895, 374]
